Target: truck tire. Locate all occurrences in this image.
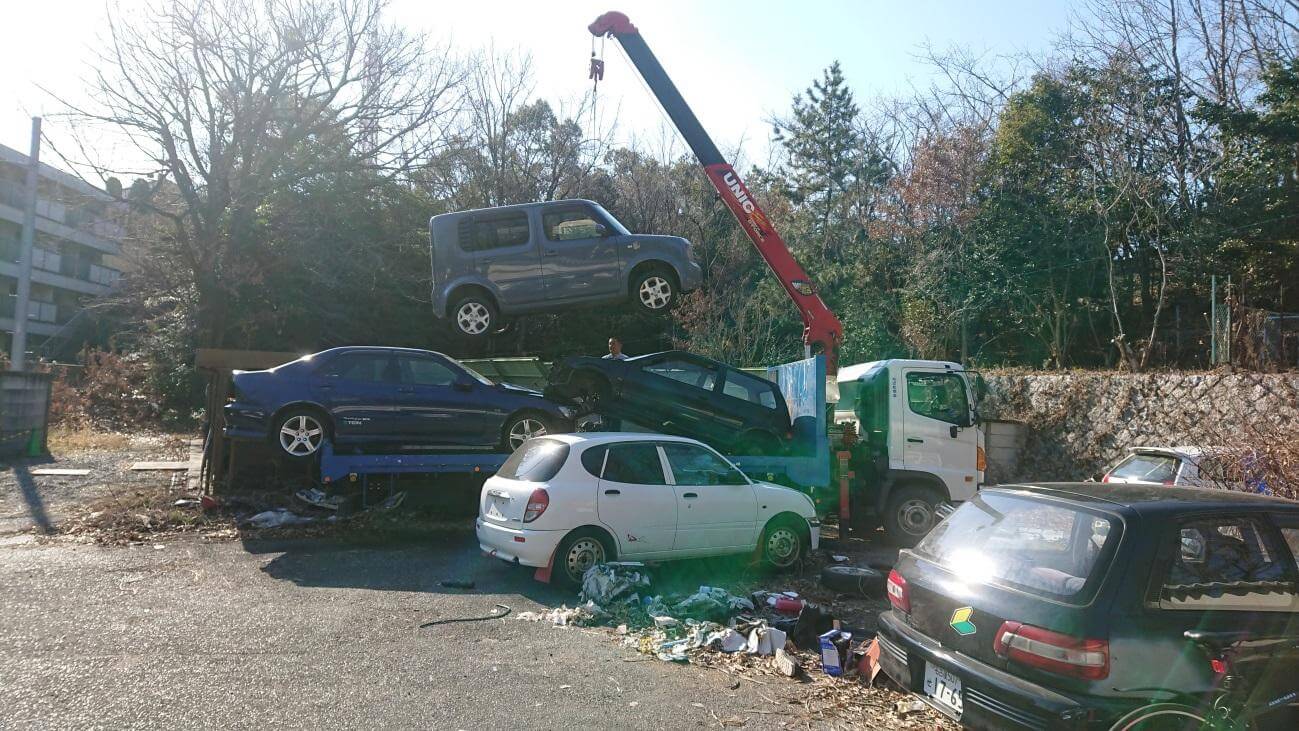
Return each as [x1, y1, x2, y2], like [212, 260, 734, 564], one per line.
[820, 565, 887, 597]
[882, 485, 942, 547]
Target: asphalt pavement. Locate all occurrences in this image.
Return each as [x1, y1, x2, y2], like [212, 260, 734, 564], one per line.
[0, 526, 819, 730]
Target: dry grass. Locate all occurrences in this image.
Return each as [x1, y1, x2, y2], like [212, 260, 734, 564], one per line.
[47, 425, 133, 453]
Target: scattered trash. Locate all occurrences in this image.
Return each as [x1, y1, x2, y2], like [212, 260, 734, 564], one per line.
[894, 698, 928, 716]
[819, 629, 853, 677]
[774, 647, 801, 677]
[705, 628, 748, 653]
[789, 602, 836, 649]
[516, 604, 599, 626]
[820, 565, 887, 597]
[653, 615, 679, 629]
[152, 544, 165, 550]
[580, 562, 651, 606]
[559, 684, 572, 690]
[200, 495, 221, 511]
[439, 579, 475, 590]
[745, 625, 787, 656]
[831, 554, 849, 563]
[295, 488, 348, 511]
[672, 586, 754, 622]
[173, 498, 201, 508]
[244, 509, 313, 529]
[859, 637, 883, 686]
[30, 468, 91, 476]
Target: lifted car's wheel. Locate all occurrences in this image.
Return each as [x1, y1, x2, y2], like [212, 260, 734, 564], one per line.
[760, 518, 807, 571]
[883, 486, 942, 547]
[451, 293, 498, 338]
[631, 267, 677, 313]
[502, 412, 553, 451]
[273, 409, 327, 460]
[553, 528, 613, 588]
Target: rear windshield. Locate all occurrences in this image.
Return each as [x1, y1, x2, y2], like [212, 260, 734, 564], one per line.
[1109, 453, 1179, 484]
[916, 492, 1119, 603]
[496, 439, 570, 482]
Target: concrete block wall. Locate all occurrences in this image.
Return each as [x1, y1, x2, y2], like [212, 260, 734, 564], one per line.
[978, 371, 1299, 483]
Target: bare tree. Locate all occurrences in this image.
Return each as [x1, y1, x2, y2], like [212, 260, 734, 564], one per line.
[53, 0, 463, 347]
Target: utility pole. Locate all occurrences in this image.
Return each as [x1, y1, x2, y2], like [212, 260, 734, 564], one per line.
[1210, 274, 1217, 365]
[10, 117, 41, 371]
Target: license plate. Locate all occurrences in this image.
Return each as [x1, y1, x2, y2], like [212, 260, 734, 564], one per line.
[486, 496, 508, 520]
[923, 662, 963, 717]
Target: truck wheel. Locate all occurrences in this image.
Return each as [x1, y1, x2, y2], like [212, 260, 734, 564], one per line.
[883, 486, 942, 547]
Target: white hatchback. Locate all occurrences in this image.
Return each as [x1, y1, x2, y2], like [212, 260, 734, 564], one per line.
[476, 433, 821, 586]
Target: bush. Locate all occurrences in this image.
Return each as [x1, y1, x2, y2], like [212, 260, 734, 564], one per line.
[49, 349, 162, 430]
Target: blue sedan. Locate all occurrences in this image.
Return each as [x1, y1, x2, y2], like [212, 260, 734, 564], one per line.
[223, 347, 575, 459]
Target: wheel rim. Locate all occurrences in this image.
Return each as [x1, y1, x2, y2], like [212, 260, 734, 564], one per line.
[897, 499, 935, 536]
[508, 418, 546, 450]
[279, 415, 324, 456]
[638, 276, 673, 309]
[565, 537, 605, 582]
[456, 301, 491, 335]
[765, 526, 800, 567]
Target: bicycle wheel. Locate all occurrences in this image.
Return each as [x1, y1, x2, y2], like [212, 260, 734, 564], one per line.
[1108, 703, 1214, 730]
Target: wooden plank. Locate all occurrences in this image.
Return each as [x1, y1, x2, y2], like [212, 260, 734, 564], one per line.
[130, 461, 190, 471]
[31, 468, 91, 476]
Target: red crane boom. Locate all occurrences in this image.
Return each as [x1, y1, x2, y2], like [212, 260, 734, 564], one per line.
[589, 11, 843, 375]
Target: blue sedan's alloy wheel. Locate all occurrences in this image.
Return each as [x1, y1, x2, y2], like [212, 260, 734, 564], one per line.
[277, 413, 324, 458]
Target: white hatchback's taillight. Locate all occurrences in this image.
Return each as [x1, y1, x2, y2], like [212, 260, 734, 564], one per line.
[523, 488, 549, 523]
[886, 569, 910, 613]
[994, 621, 1109, 680]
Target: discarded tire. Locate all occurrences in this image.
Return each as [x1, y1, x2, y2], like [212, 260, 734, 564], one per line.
[820, 565, 887, 597]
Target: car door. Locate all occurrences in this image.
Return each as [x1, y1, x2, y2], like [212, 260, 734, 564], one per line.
[539, 203, 622, 301]
[661, 441, 757, 555]
[463, 210, 544, 307]
[900, 369, 978, 495]
[631, 355, 723, 438]
[393, 353, 493, 447]
[592, 442, 678, 557]
[308, 351, 400, 441]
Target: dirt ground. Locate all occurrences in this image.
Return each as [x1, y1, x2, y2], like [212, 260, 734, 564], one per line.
[0, 430, 954, 729]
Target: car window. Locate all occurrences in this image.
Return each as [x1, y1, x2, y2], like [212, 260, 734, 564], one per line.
[1157, 516, 1299, 612]
[602, 443, 666, 485]
[319, 353, 390, 382]
[905, 372, 969, 425]
[543, 208, 605, 241]
[721, 370, 780, 410]
[397, 356, 458, 387]
[1109, 453, 1179, 484]
[461, 212, 530, 252]
[1280, 525, 1299, 560]
[496, 438, 569, 482]
[916, 492, 1119, 603]
[644, 358, 718, 391]
[662, 443, 747, 486]
[580, 446, 607, 478]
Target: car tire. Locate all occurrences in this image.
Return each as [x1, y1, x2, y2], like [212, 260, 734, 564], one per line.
[501, 412, 555, 452]
[272, 408, 328, 461]
[630, 267, 678, 314]
[553, 528, 614, 589]
[820, 565, 887, 597]
[883, 485, 942, 547]
[760, 517, 807, 571]
[451, 293, 498, 338]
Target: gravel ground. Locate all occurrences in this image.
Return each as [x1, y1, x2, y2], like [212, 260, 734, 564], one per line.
[0, 433, 953, 729]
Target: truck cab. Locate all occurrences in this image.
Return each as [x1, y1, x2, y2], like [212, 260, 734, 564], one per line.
[835, 359, 986, 545]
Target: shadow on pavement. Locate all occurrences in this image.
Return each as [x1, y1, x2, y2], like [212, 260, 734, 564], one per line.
[11, 462, 55, 533]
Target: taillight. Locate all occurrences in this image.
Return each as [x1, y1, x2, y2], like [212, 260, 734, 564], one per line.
[976, 445, 986, 472]
[994, 621, 1109, 680]
[887, 570, 911, 613]
[523, 488, 549, 523]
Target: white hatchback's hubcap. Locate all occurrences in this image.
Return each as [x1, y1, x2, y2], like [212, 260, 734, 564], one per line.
[638, 276, 672, 309]
[457, 302, 491, 335]
[566, 538, 605, 581]
[279, 415, 323, 456]
[508, 418, 546, 450]
[766, 527, 800, 566]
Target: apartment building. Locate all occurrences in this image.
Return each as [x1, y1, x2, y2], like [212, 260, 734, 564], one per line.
[0, 142, 122, 357]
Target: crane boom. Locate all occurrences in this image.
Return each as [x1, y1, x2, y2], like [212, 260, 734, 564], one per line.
[590, 11, 843, 375]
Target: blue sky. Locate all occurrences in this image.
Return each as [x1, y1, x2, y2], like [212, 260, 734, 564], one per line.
[1, 0, 1074, 182]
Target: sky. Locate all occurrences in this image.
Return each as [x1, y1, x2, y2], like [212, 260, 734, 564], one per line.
[0, 0, 1074, 185]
